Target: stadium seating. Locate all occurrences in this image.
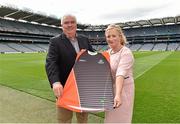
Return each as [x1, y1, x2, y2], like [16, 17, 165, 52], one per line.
[167, 43, 179, 51]
[139, 43, 154, 51]
[0, 16, 180, 52]
[129, 44, 142, 51]
[0, 43, 18, 53]
[152, 43, 167, 51]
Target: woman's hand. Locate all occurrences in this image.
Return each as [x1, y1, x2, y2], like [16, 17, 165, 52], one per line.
[113, 75, 124, 108]
[113, 95, 122, 108]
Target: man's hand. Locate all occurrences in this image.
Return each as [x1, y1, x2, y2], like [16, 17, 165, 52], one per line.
[52, 82, 63, 98]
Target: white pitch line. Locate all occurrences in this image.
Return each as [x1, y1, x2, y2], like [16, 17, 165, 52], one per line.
[134, 52, 172, 79]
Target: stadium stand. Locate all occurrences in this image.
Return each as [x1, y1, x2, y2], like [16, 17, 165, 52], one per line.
[167, 43, 179, 51]
[7, 43, 34, 52]
[0, 5, 180, 53]
[118, 17, 180, 51]
[139, 43, 154, 51]
[0, 42, 18, 53]
[177, 43, 180, 50]
[152, 43, 167, 51]
[129, 43, 142, 51]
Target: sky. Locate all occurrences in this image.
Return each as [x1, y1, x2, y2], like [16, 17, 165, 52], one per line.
[0, 0, 180, 25]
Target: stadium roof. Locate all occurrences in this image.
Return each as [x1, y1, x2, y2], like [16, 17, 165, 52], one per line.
[0, 5, 61, 26]
[0, 5, 180, 30]
[117, 16, 180, 29]
[0, 5, 96, 30]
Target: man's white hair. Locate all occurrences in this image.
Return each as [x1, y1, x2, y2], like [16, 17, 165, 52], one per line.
[61, 14, 77, 25]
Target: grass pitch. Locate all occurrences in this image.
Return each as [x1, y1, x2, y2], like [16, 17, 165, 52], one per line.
[0, 51, 180, 123]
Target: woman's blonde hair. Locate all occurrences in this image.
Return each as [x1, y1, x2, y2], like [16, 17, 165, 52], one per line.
[105, 24, 127, 45]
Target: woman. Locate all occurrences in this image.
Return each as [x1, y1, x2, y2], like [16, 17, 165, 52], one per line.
[104, 24, 135, 123]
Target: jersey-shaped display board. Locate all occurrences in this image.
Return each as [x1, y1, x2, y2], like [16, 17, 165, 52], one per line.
[57, 50, 114, 112]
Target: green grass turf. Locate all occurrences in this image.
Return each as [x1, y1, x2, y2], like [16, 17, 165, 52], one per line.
[0, 53, 55, 101]
[0, 85, 57, 123]
[133, 51, 180, 123]
[0, 51, 180, 122]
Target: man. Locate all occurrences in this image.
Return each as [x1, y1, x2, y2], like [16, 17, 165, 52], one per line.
[45, 14, 93, 123]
